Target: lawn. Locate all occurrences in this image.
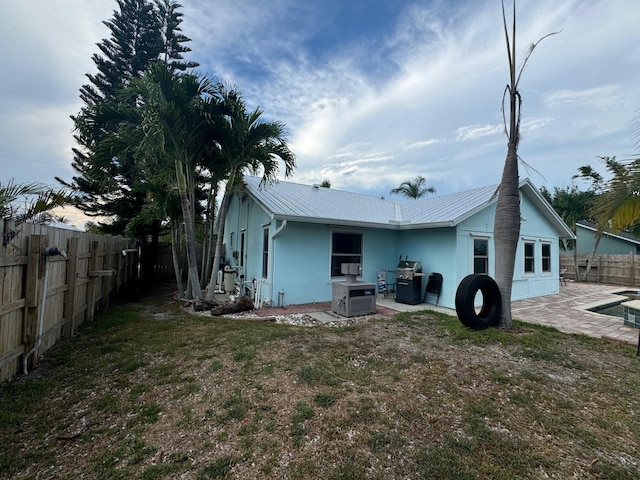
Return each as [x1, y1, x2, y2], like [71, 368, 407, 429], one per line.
[1, 287, 639, 479]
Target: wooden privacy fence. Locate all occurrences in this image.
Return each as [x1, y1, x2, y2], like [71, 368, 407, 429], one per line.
[0, 221, 137, 382]
[560, 253, 640, 287]
[152, 242, 205, 280]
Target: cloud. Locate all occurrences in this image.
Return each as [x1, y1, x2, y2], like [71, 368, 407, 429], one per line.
[455, 124, 502, 142]
[404, 139, 444, 150]
[544, 86, 624, 109]
[521, 117, 554, 132]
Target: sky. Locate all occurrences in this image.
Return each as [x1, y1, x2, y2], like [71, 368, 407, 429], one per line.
[1, 0, 640, 227]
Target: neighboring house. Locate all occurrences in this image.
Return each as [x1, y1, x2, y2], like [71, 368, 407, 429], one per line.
[221, 176, 574, 310]
[574, 220, 640, 255]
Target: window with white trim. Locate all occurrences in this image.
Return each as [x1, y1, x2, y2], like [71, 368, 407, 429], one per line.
[331, 231, 362, 277]
[524, 241, 535, 273]
[240, 231, 245, 268]
[541, 243, 551, 273]
[473, 238, 489, 274]
[262, 228, 269, 278]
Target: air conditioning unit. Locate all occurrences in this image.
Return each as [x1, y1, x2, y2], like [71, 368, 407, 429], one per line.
[332, 264, 376, 317]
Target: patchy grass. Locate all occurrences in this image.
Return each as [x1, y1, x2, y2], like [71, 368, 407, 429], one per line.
[1, 289, 639, 479]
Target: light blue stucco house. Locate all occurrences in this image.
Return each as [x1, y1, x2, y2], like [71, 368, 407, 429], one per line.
[574, 220, 640, 255]
[221, 176, 574, 310]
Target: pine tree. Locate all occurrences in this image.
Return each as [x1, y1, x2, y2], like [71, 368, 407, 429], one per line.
[80, 0, 162, 107]
[156, 0, 199, 72]
[58, 0, 198, 238]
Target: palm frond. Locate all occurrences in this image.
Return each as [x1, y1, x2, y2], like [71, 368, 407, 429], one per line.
[1, 180, 73, 224]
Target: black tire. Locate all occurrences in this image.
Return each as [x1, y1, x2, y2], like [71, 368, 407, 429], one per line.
[455, 274, 502, 330]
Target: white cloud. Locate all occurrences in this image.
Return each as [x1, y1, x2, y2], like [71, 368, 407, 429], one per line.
[455, 124, 503, 142]
[521, 117, 554, 132]
[545, 86, 624, 109]
[404, 139, 444, 150]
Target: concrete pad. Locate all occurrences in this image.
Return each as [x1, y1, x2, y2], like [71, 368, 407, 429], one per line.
[376, 298, 455, 315]
[308, 310, 346, 324]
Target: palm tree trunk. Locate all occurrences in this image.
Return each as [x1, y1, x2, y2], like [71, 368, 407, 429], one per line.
[493, 4, 522, 329]
[581, 231, 602, 281]
[201, 182, 217, 289]
[205, 188, 231, 302]
[171, 222, 185, 296]
[494, 147, 521, 328]
[174, 158, 202, 299]
[179, 188, 202, 298]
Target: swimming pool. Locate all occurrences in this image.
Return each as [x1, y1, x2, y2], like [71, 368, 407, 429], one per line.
[589, 290, 640, 327]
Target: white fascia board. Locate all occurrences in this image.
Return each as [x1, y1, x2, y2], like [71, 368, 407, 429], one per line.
[272, 215, 400, 230]
[396, 221, 456, 230]
[272, 214, 456, 230]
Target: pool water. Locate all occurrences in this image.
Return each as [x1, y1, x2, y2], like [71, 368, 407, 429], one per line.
[589, 291, 640, 319]
[594, 303, 625, 318]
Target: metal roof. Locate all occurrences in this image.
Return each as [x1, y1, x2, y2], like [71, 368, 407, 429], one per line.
[242, 176, 574, 237]
[244, 177, 400, 227]
[399, 184, 498, 226]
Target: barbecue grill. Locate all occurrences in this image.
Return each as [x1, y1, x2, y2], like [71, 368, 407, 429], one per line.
[332, 263, 377, 317]
[395, 259, 424, 305]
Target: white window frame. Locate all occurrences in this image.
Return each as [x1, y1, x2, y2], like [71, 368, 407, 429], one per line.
[541, 242, 551, 273]
[524, 241, 535, 274]
[472, 236, 490, 275]
[262, 227, 269, 279]
[240, 230, 246, 268]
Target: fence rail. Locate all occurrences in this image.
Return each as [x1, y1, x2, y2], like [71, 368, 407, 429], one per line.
[0, 221, 136, 382]
[560, 253, 640, 287]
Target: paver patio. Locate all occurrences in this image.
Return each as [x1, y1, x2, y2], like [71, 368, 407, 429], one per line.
[377, 282, 639, 346]
[510, 281, 639, 346]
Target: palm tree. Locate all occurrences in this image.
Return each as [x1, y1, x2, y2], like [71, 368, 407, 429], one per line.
[130, 63, 226, 298]
[588, 157, 640, 230]
[88, 62, 224, 298]
[390, 176, 435, 199]
[205, 87, 296, 301]
[542, 185, 596, 247]
[572, 157, 640, 281]
[0, 180, 71, 225]
[493, 1, 558, 327]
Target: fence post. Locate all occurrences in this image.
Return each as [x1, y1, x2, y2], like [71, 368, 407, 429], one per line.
[114, 241, 122, 294]
[23, 234, 46, 371]
[122, 245, 130, 290]
[86, 240, 99, 322]
[102, 241, 112, 310]
[63, 237, 79, 339]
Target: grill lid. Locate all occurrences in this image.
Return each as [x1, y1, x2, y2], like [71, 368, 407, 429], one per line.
[396, 260, 422, 273]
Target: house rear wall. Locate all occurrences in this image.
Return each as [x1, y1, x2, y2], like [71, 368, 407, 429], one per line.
[224, 183, 564, 309]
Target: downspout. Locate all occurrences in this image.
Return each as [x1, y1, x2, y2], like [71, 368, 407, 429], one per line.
[272, 220, 287, 239]
[242, 202, 250, 291]
[270, 220, 287, 305]
[23, 246, 67, 374]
